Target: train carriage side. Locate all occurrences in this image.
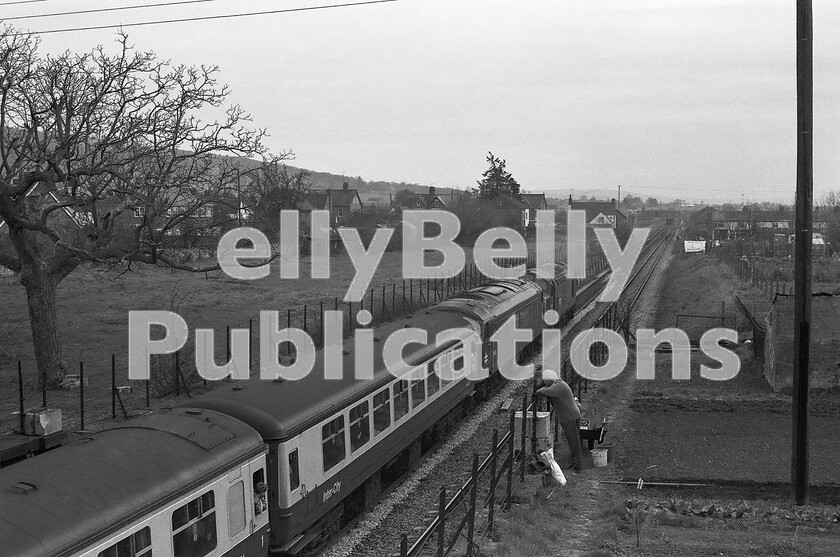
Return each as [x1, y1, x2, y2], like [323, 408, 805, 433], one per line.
[0, 409, 269, 557]
[180, 311, 480, 555]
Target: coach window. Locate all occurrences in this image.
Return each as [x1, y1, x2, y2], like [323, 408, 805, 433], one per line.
[98, 526, 152, 557]
[427, 361, 440, 396]
[322, 416, 346, 472]
[411, 377, 425, 408]
[393, 380, 409, 421]
[172, 491, 217, 557]
[350, 401, 371, 452]
[227, 481, 246, 538]
[373, 389, 390, 435]
[287, 451, 300, 492]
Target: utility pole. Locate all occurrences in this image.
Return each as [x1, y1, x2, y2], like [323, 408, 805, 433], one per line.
[792, 0, 813, 506]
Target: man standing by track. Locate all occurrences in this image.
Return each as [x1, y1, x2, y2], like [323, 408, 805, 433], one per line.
[537, 371, 583, 472]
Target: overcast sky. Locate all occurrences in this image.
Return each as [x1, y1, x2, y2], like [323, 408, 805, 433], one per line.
[8, 0, 840, 203]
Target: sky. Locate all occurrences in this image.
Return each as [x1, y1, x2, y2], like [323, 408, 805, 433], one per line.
[6, 0, 840, 203]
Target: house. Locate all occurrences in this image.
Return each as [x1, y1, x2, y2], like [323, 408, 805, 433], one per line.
[479, 189, 549, 235]
[299, 182, 363, 225]
[393, 186, 448, 210]
[567, 196, 627, 228]
[520, 193, 549, 228]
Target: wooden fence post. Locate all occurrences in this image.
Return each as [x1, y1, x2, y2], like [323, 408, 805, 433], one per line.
[488, 429, 498, 534]
[437, 485, 446, 557]
[466, 454, 479, 557]
[520, 394, 527, 481]
[111, 354, 116, 419]
[79, 361, 85, 431]
[174, 351, 180, 397]
[17, 361, 24, 433]
[531, 381, 538, 456]
[506, 410, 515, 509]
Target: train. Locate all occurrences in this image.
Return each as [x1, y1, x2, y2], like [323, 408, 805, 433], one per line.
[0, 263, 593, 557]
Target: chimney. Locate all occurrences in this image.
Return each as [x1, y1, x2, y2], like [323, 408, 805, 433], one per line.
[429, 186, 436, 195]
[611, 198, 616, 207]
[342, 181, 349, 191]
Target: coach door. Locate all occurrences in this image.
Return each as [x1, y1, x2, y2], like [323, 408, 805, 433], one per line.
[249, 459, 270, 534]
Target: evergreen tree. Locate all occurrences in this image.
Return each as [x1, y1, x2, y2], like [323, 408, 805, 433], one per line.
[475, 152, 520, 198]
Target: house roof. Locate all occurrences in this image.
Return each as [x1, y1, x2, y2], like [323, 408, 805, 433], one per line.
[396, 193, 447, 209]
[303, 188, 362, 210]
[520, 193, 548, 210]
[484, 193, 530, 210]
[569, 200, 626, 222]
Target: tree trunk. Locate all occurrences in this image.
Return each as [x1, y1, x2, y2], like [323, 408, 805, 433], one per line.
[22, 275, 68, 389]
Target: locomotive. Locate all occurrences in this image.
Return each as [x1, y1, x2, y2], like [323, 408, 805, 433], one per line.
[0, 264, 591, 557]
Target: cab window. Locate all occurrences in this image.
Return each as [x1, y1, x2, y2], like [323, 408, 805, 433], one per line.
[172, 491, 216, 557]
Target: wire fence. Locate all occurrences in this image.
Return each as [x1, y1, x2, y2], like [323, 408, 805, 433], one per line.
[3, 247, 612, 436]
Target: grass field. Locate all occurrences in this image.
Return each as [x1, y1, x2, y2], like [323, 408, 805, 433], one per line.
[0, 248, 482, 379]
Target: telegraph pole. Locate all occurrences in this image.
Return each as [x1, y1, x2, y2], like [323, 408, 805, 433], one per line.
[792, 0, 813, 506]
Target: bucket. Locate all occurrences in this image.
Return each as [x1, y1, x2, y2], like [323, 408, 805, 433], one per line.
[597, 442, 615, 463]
[591, 448, 608, 468]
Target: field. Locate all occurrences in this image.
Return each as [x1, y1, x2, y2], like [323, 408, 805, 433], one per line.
[485, 246, 840, 557]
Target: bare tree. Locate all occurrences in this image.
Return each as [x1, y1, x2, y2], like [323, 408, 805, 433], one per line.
[0, 28, 285, 386]
[248, 163, 311, 240]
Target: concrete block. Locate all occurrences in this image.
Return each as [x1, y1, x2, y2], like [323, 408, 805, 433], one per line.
[12, 408, 63, 436]
[61, 374, 89, 389]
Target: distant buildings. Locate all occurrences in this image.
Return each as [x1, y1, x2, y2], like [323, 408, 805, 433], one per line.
[690, 206, 840, 241]
[567, 195, 627, 229]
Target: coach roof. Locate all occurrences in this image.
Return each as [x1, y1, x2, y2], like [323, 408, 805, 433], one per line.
[178, 311, 476, 442]
[0, 409, 265, 557]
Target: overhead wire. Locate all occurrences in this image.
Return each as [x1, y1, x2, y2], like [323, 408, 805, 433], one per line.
[3, 0, 224, 22]
[9, 0, 399, 35]
[0, 0, 51, 6]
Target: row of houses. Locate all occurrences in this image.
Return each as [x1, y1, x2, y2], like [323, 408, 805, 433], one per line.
[1, 180, 633, 254]
[690, 206, 840, 240]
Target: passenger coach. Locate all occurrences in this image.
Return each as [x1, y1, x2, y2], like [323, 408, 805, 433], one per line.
[0, 408, 269, 557]
[181, 311, 480, 555]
